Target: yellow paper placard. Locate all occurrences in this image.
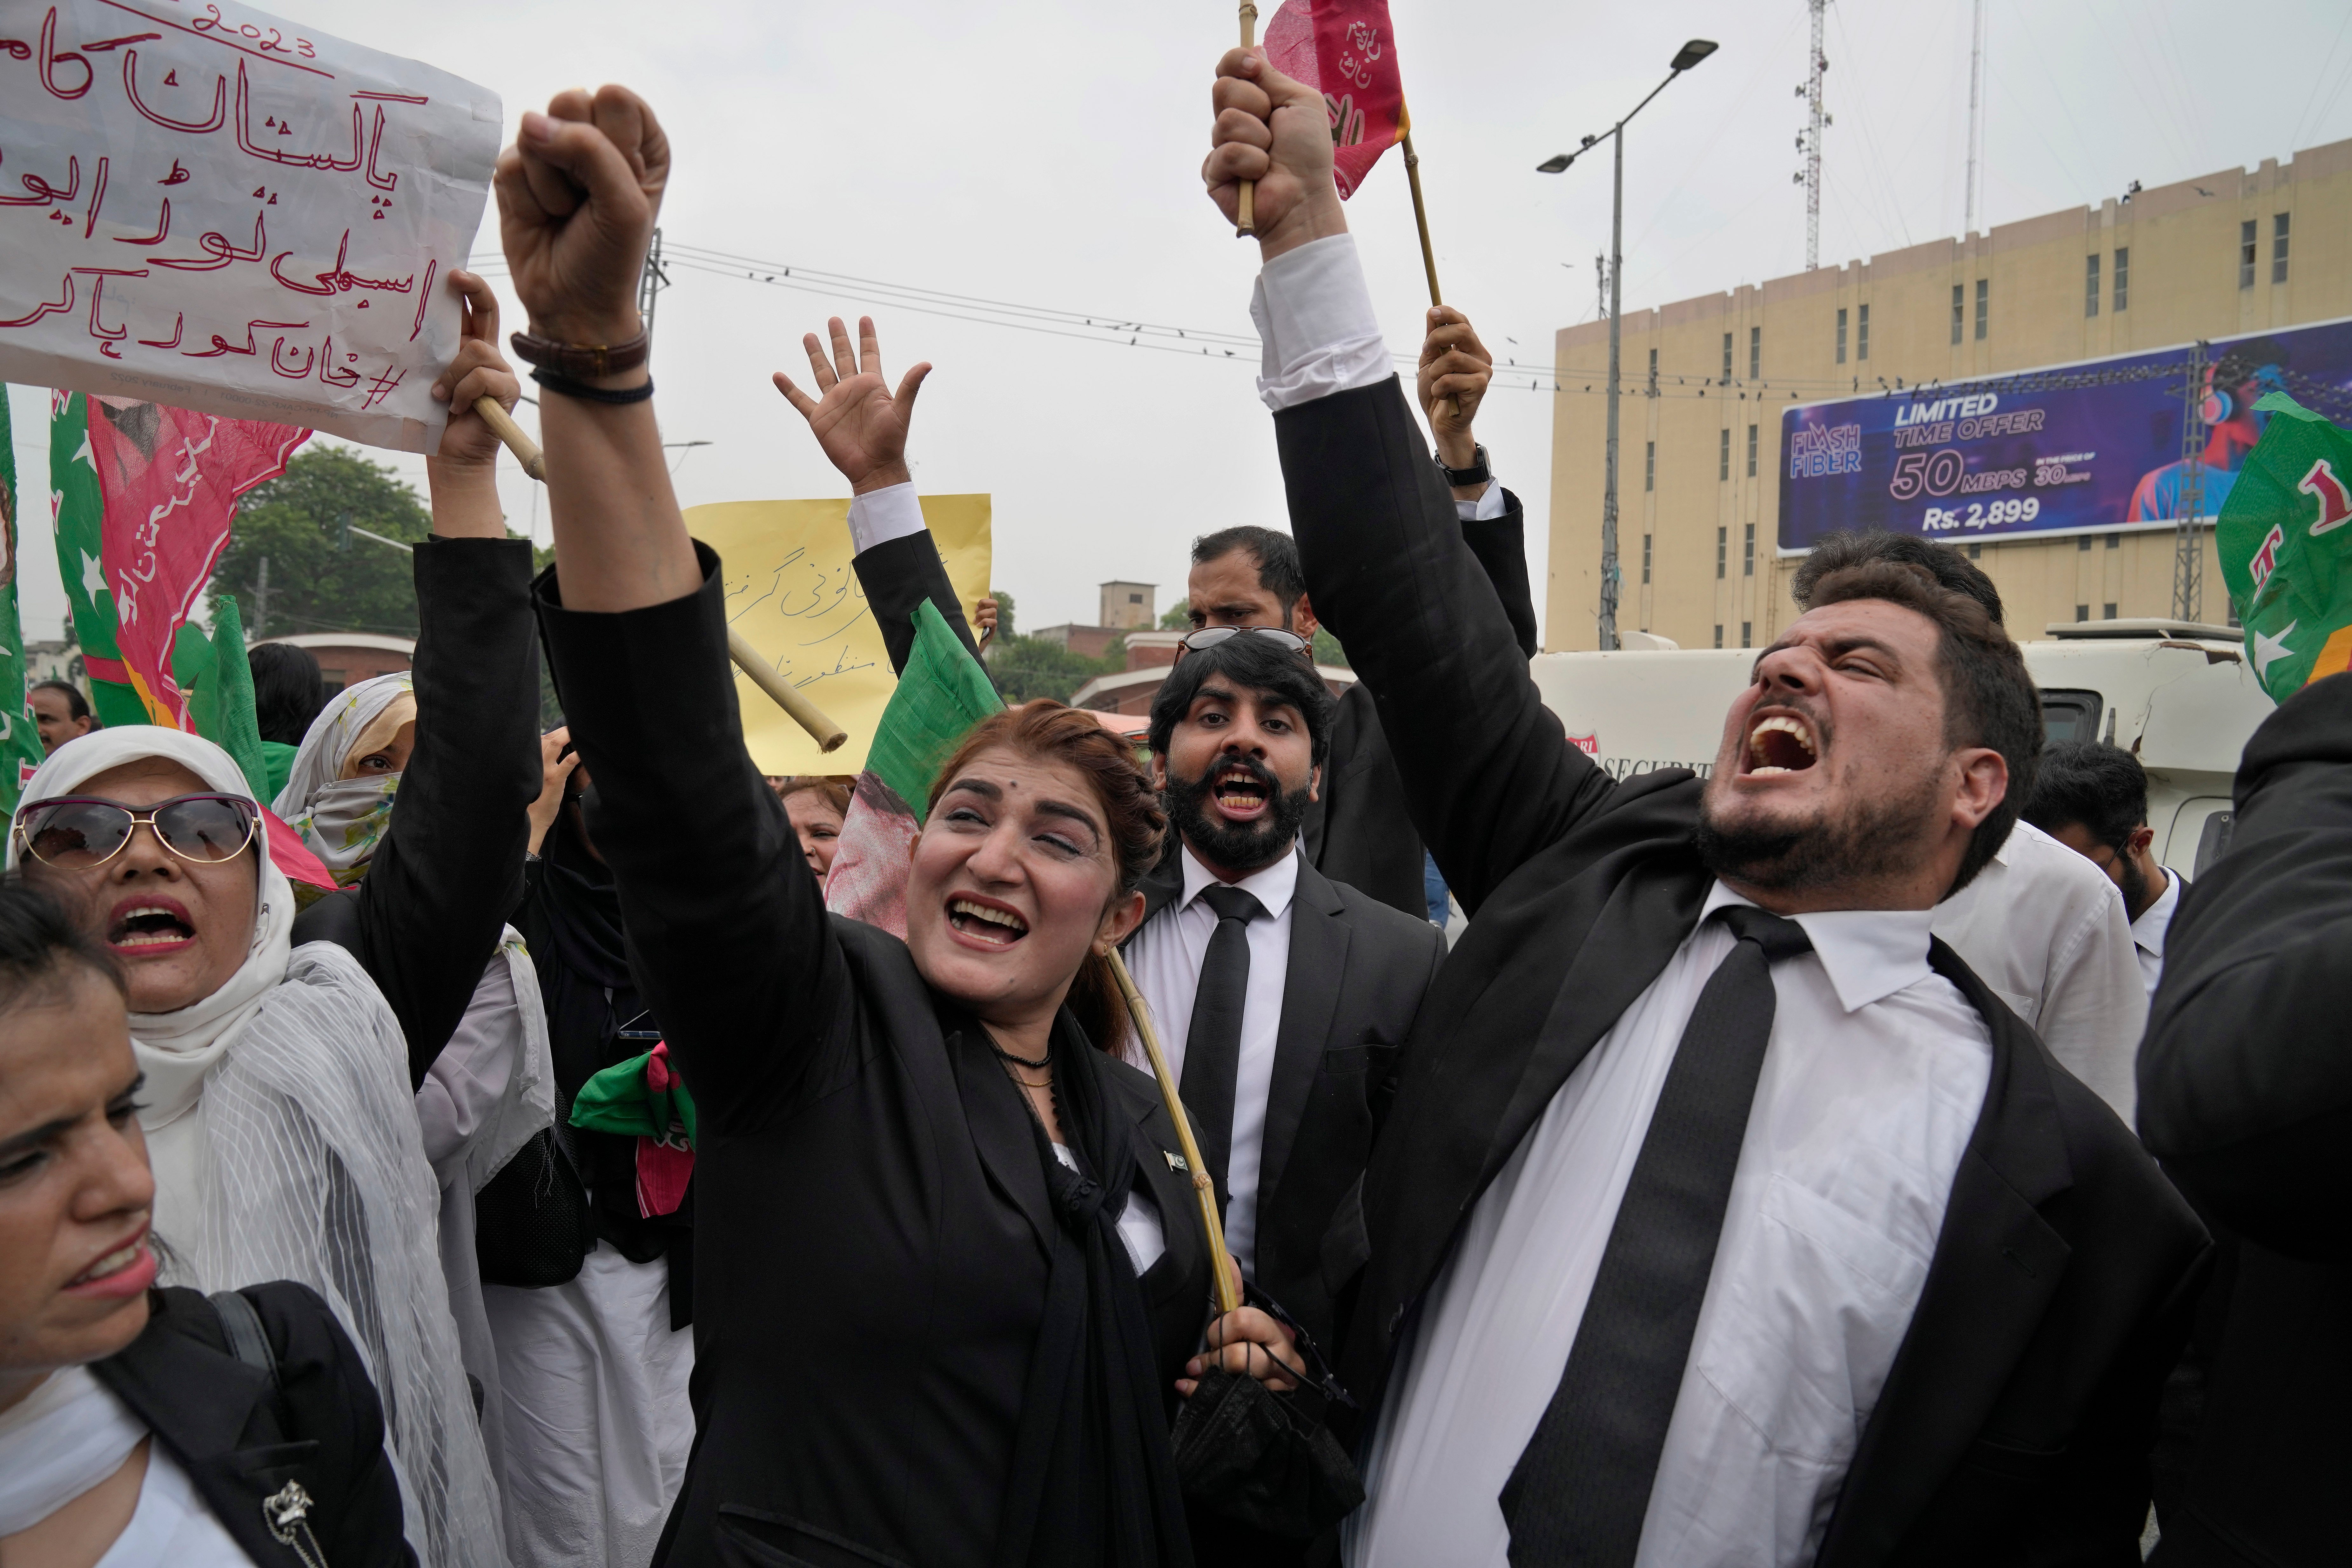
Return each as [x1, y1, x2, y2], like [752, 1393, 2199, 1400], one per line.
[686, 495, 992, 777]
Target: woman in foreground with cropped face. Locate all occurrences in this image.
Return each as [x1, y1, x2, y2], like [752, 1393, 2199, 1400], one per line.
[0, 878, 412, 1566]
[7, 729, 502, 1568]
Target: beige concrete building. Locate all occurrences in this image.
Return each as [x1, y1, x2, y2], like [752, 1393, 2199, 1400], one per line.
[1546, 136, 2352, 651]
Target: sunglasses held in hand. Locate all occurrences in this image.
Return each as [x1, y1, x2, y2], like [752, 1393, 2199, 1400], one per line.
[13, 794, 261, 870]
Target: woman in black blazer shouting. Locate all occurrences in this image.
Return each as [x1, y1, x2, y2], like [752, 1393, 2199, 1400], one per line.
[0, 879, 412, 1567]
[498, 84, 1300, 1567]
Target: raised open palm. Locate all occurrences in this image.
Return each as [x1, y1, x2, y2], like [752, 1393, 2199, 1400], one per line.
[772, 317, 932, 492]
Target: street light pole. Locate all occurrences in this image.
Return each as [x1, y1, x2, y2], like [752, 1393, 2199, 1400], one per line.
[1539, 39, 1718, 650]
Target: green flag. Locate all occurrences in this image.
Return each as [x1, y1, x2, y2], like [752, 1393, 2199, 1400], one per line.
[47, 392, 146, 729]
[173, 595, 270, 799]
[2218, 391, 2352, 702]
[0, 394, 50, 812]
[865, 599, 1008, 815]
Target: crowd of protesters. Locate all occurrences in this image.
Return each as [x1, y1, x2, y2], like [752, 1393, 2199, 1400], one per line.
[2, 47, 2344, 1568]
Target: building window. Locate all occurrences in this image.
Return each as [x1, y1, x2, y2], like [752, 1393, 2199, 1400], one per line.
[1974, 278, 1989, 340]
[1836, 307, 1848, 364]
[1721, 332, 1732, 382]
[1714, 624, 1724, 649]
[1129, 593, 1142, 604]
[2084, 253, 2100, 318]
[1642, 533, 1652, 584]
[1741, 621, 1752, 648]
[2078, 535, 2093, 552]
[2274, 212, 2291, 284]
[2103, 602, 2118, 620]
[2114, 247, 2129, 311]
[1951, 284, 1964, 345]
[1647, 346, 1658, 390]
[1858, 303, 1870, 360]
[1748, 326, 1760, 380]
[1716, 527, 1727, 579]
[1644, 440, 1656, 491]
[1718, 429, 1730, 481]
[2241, 219, 2258, 289]
[1743, 522, 1755, 575]
[1966, 542, 1982, 558]
[1745, 424, 1758, 478]
[2075, 604, 2090, 622]
[2107, 532, 2120, 549]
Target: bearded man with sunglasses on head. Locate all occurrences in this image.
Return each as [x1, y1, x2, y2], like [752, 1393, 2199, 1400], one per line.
[1184, 303, 1538, 925]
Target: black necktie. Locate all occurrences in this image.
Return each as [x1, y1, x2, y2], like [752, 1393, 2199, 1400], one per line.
[1499, 903, 1814, 1566]
[1179, 883, 1265, 1214]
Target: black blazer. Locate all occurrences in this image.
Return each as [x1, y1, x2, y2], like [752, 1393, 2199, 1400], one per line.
[538, 549, 1214, 1568]
[1275, 374, 2211, 1565]
[91, 1284, 413, 1568]
[2138, 672, 2352, 1567]
[289, 535, 541, 1088]
[1302, 489, 1536, 921]
[1128, 849, 1445, 1350]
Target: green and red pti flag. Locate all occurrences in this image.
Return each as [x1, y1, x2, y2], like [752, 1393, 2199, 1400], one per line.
[51, 395, 306, 729]
[1261, 0, 1409, 199]
[2218, 391, 2352, 701]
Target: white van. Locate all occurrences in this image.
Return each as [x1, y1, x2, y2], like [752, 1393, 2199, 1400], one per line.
[1528, 620, 2273, 878]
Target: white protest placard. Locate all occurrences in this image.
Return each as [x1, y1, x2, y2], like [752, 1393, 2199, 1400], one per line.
[0, 0, 500, 451]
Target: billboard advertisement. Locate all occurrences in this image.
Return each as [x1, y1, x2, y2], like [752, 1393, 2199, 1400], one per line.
[1778, 316, 2352, 552]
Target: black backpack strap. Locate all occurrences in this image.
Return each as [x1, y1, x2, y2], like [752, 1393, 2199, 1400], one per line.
[210, 1287, 279, 1383]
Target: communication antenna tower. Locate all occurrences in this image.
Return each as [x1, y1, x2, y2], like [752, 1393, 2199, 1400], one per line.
[2174, 342, 2209, 622]
[1798, 0, 1827, 270]
[1964, 0, 1986, 233]
[636, 227, 670, 336]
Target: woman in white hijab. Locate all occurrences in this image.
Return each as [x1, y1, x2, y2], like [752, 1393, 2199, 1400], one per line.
[275, 670, 555, 1501]
[8, 726, 507, 1568]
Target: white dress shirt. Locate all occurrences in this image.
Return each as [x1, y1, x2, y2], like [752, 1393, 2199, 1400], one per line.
[1121, 843, 1300, 1278]
[844, 481, 928, 554]
[2130, 868, 2187, 996]
[1346, 886, 1992, 1568]
[1248, 241, 1992, 1567]
[1931, 819, 2147, 1121]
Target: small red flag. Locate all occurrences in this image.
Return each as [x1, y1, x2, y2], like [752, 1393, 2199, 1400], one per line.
[1261, 0, 1410, 199]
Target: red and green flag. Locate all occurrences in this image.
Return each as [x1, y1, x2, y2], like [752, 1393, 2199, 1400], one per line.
[2219, 392, 2352, 701]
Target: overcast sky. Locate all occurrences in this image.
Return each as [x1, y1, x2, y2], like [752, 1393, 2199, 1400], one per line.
[12, 0, 2352, 645]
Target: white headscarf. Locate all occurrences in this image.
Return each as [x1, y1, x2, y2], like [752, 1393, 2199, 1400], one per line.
[273, 672, 413, 878]
[7, 725, 504, 1568]
[8, 728, 293, 1131]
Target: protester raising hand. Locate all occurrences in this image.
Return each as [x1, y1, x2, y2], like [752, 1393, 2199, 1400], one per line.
[772, 316, 932, 495]
[427, 269, 523, 469]
[1203, 47, 1348, 259]
[1420, 306, 1495, 490]
[494, 85, 667, 347]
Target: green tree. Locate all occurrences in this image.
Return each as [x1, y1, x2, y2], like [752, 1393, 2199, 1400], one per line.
[991, 590, 1016, 638]
[1159, 598, 1192, 630]
[210, 447, 433, 640]
[1311, 627, 1349, 668]
[988, 634, 1126, 705]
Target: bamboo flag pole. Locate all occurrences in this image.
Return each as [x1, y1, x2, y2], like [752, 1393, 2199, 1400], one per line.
[473, 396, 546, 481]
[1399, 127, 1458, 423]
[1109, 949, 1243, 1316]
[724, 627, 850, 753]
[1235, 0, 1260, 238]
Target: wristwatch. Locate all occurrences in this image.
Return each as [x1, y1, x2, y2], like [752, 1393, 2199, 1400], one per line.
[1437, 443, 1492, 488]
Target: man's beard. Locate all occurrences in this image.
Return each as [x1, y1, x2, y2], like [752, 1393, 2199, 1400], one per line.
[1695, 768, 1946, 893]
[2116, 851, 2148, 918]
[1165, 754, 1312, 875]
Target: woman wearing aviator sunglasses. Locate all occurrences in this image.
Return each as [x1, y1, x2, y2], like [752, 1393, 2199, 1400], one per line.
[6, 728, 506, 1568]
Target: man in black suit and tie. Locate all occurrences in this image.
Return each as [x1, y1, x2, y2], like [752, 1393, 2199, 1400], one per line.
[1202, 47, 2208, 1566]
[1125, 629, 1446, 1356]
[1181, 306, 1540, 923]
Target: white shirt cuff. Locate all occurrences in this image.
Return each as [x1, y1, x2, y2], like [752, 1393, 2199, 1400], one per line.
[1455, 478, 1506, 522]
[1250, 234, 1393, 412]
[845, 481, 926, 555]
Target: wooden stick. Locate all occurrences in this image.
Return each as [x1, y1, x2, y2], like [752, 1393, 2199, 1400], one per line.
[724, 626, 849, 753]
[472, 395, 545, 482]
[1108, 948, 1242, 1316]
[1236, 0, 1260, 238]
[1401, 129, 1458, 424]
